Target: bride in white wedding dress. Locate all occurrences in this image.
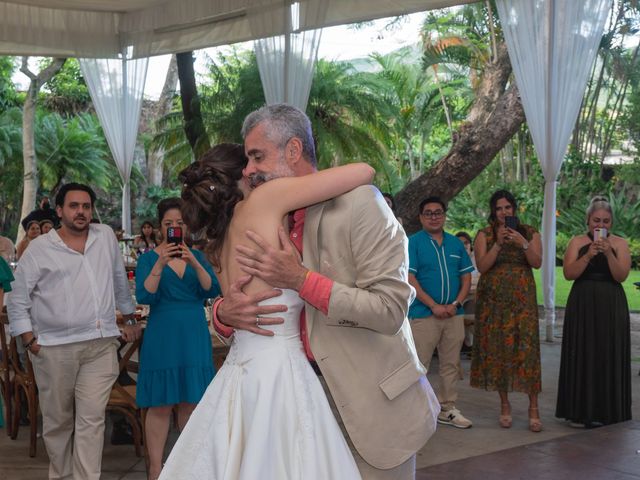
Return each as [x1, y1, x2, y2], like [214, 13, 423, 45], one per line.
[158, 143, 375, 480]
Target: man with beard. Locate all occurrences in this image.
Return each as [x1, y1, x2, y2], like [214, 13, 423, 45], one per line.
[7, 183, 140, 480]
[212, 104, 438, 479]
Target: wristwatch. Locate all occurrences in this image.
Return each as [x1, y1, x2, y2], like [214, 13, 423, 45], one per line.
[522, 241, 529, 251]
[124, 317, 137, 326]
[453, 300, 463, 309]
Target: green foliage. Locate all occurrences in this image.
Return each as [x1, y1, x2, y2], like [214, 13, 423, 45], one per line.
[555, 232, 571, 263]
[421, 3, 497, 87]
[134, 185, 181, 226]
[36, 112, 114, 193]
[152, 48, 265, 176]
[446, 143, 545, 234]
[623, 75, 640, 155]
[0, 57, 19, 110]
[308, 59, 391, 175]
[0, 107, 24, 236]
[629, 239, 640, 270]
[366, 48, 446, 182]
[40, 58, 91, 115]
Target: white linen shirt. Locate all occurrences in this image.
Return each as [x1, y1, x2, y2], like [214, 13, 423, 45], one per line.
[7, 224, 135, 345]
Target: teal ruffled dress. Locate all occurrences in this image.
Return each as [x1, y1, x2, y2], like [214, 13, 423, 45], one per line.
[135, 249, 221, 407]
[0, 257, 14, 428]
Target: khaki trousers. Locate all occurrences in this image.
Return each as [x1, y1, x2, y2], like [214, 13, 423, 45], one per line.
[319, 376, 416, 480]
[410, 315, 464, 411]
[30, 337, 119, 480]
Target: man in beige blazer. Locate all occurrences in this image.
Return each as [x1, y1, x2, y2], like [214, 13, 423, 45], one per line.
[215, 103, 438, 479]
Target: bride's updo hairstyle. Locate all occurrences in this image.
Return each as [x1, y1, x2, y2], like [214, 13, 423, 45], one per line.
[585, 195, 613, 225]
[180, 143, 247, 268]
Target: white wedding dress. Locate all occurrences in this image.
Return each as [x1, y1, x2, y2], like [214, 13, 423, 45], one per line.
[159, 289, 362, 480]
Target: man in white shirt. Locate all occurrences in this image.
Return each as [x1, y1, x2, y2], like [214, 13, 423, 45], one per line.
[7, 183, 140, 480]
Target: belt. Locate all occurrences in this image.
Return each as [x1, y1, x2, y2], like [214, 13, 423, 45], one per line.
[309, 360, 323, 376]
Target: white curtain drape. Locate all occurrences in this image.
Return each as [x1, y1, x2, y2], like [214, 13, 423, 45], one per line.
[80, 53, 149, 234]
[251, 1, 327, 110]
[495, 0, 611, 341]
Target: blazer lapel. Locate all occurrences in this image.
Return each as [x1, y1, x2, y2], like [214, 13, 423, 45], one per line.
[302, 202, 325, 337]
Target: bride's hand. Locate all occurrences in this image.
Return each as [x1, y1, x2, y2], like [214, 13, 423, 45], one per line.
[236, 227, 308, 291]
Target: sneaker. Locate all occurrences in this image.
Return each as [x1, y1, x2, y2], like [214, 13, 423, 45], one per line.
[438, 408, 473, 429]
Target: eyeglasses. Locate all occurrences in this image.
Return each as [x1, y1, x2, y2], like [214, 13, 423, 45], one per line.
[421, 210, 445, 218]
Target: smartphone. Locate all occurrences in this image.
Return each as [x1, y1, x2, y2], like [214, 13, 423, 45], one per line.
[166, 226, 183, 257]
[593, 227, 607, 241]
[504, 216, 519, 230]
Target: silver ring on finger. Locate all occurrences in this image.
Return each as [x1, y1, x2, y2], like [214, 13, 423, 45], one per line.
[256, 316, 261, 327]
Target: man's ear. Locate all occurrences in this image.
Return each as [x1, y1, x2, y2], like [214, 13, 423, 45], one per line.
[286, 137, 303, 166]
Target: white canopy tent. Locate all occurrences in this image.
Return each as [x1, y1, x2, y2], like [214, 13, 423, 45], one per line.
[79, 54, 149, 235]
[0, 0, 473, 59]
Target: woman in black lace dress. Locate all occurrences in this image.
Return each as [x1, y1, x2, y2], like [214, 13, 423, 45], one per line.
[556, 196, 632, 427]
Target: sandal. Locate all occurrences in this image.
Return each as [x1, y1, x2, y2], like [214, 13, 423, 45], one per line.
[499, 402, 512, 429]
[528, 407, 542, 432]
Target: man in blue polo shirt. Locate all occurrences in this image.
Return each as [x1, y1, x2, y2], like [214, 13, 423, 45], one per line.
[408, 196, 474, 429]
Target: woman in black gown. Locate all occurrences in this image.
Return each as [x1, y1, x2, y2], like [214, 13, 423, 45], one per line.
[556, 196, 632, 427]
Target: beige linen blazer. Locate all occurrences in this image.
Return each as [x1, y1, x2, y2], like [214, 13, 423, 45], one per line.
[303, 185, 438, 470]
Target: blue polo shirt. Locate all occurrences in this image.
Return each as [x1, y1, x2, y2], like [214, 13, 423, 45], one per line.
[408, 230, 474, 319]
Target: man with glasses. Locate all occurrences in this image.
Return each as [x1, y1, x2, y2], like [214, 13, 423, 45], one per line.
[408, 196, 474, 429]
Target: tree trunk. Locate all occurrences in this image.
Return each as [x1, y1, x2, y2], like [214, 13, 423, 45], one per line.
[396, 43, 525, 234]
[148, 54, 179, 186]
[176, 51, 211, 160]
[17, 57, 66, 243]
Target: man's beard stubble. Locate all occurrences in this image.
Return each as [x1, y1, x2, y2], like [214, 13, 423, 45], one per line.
[248, 156, 296, 189]
[61, 215, 90, 233]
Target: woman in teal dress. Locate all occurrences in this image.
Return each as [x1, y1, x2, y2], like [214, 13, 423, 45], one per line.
[135, 198, 220, 480]
[0, 256, 14, 429]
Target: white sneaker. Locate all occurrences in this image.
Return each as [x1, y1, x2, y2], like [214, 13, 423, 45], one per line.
[438, 408, 473, 429]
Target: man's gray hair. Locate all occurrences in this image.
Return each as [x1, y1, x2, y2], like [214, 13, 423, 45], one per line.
[241, 103, 317, 167]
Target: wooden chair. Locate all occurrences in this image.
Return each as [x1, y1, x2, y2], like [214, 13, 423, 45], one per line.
[106, 334, 149, 473]
[0, 309, 14, 437]
[6, 322, 39, 457]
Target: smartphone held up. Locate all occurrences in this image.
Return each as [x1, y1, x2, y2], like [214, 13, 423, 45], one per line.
[167, 227, 183, 257]
[504, 216, 519, 230]
[593, 227, 608, 242]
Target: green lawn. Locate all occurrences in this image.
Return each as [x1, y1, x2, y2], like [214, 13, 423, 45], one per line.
[532, 267, 640, 311]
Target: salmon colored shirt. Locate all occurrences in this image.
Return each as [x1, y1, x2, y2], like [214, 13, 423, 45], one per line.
[212, 209, 333, 360]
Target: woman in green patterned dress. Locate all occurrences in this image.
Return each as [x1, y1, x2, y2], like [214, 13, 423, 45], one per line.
[470, 190, 543, 432]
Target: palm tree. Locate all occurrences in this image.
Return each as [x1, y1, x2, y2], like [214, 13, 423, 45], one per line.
[153, 50, 393, 188]
[36, 112, 116, 194]
[367, 48, 445, 182]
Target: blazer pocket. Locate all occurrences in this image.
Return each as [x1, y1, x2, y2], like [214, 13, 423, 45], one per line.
[378, 359, 423, 401]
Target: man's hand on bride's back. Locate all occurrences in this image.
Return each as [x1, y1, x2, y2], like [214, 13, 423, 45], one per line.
[218, 275, 287, 336]
[236, 228, 308, 291]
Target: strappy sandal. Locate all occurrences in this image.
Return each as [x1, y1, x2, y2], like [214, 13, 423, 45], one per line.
[499, 402, 512, 429]
[528, 407, 542, 432]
